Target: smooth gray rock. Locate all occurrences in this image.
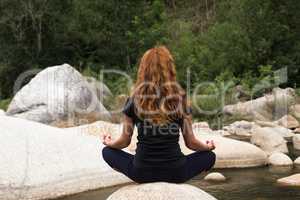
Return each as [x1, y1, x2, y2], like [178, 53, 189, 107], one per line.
[107, 182, 218, 200]
[129, 131, 268, 168]
[0, 116, 130, 200]
[6, 64, 111, 127]
[67, 121, 268, 169]
[223, 88, 296, 121]
[268, 152, 293, 166]
[251, 127, 288, 155]
[277, 174, 300, 186]
[263, 126, 294, 142]
[251, 121, 294, 140]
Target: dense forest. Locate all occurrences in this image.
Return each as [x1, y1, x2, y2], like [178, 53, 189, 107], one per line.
[0, 0, 299, 118]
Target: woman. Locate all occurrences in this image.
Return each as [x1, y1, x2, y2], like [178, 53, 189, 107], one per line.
[102, 46, 216, 183]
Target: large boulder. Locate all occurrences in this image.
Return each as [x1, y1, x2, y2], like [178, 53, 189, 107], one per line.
[250, 125, 294, 141]
[277, 174, 300, 187]
[64, 120, 138, 154]
[0, 116, 131, 200]
[268, 126, 294, 141]
[128, 132, 267, 168]
[250, 127, 288, 155]
[293, 134, 300, 150]
[74, 120, 268, 169]
[268, 152, 293, 166]
[106, 183, 218, 200]
[223, 88, 296, 121]
[6, 64, 111, 127]
[180, 133, 267, 168]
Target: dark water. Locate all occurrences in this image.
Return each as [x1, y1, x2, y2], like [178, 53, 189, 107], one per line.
[59, 146, 300, 200]
[192, 167, 300, 200]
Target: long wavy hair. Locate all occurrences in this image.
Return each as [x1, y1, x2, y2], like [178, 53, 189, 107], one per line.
[132, 46, 188, 124]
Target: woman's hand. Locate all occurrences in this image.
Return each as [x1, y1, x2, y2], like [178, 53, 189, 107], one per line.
[206, 140, 216, 151]
[102, 133, 113, 146]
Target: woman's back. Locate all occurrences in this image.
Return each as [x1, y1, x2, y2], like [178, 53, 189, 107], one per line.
[123, 98, 186, 168]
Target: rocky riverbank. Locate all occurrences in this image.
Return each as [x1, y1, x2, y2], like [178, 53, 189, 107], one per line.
[1, 64, 300, 200]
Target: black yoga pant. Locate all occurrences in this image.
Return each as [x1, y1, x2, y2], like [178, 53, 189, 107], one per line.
[102, 146, 216, 183]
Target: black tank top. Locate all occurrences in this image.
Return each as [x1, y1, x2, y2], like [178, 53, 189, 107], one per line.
[122, 98, 186, 168]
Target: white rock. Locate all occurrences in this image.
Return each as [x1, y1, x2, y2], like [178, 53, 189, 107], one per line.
[275, 115, 299, 129]
[271, 126, 294, 139]
[223, 88, 296, 121]
[133, 133, 268, 169]
[250, 121, 295, 140]
[294, 157, 300, 166]
[6, 64, 111, 127]
[204, 172, 226, 181]
[107, 182, 218, 200]
[0, 109, 5, 115]
[261, 126, 294, 141]
[69, 120, 267, 169]
[293, 134, 300, 150]
[185, 134, 267, 168]
[70, 119, 268, 170]
[0, 116, 131, 200]
[268, 152, 293, 166]
[251, 127, 288, 155]
[277, 174, 300, 186]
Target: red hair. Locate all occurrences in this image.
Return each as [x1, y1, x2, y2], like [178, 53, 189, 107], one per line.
[132, 46, 188, 124]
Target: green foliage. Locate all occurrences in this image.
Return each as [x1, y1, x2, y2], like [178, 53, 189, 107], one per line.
[296, 88, 300, 97]
[239, 65, 276, 97]
[0, 0, 299, 127]
[0, 98, 11, 111]
[0, 0, 166, 98]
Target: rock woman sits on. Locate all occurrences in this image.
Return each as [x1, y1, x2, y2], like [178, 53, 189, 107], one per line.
[102, 46, 216, 183]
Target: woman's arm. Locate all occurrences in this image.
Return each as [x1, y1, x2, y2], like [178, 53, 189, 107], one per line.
[102, 115, 134, 149]
[182, 115, 215, 151]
